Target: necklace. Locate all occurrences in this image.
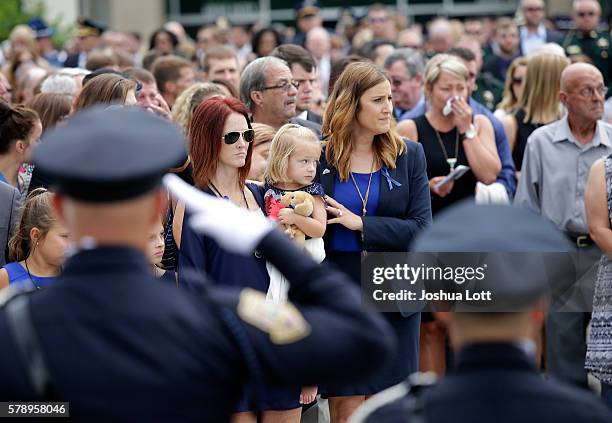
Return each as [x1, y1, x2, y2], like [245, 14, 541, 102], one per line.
[349, 158, 375, 217]
[433, 128, 459, 171]
[209, 181, 250, 210]
[24, 258, 41, 290]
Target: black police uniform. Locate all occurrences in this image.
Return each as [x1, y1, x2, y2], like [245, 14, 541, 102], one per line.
[0, 107, 396, 421]
[351, 201, 612, 423]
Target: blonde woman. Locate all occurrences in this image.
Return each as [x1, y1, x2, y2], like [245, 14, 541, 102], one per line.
[170, 82, 225, 135]
[501, 54, 569, 172]
[317, 61, 432, 423]
[3, 25, 50, 88]
[399, 54, 500, 215]
[494, 56, 529, 119]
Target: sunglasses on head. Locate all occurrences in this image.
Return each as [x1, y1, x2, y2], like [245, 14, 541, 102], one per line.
[223, 129, 255, 144]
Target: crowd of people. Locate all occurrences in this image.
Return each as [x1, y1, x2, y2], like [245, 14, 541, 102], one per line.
[0, 0, 612, 421]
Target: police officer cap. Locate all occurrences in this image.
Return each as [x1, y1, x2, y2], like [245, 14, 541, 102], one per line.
[410, 200, 574, 310]
[28, 17, 55, 39]
[75, 17, 106, 37]
[33, 106, 186, 202]
[295, 0, 320, 18]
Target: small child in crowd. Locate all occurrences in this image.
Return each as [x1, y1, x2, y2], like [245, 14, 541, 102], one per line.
[0, 188, 69, 290]
[263, 123, 326, 406]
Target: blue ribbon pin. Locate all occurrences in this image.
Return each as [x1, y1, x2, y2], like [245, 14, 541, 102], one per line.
[381, 167, 402, 191]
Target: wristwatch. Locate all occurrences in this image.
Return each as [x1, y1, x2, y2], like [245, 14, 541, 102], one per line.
[460, 124, 477, 140]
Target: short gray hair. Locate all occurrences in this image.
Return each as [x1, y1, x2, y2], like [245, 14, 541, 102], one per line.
[40, 73, 78, 96]
[239, 56, 288, 110]
[383, 48, 425, 78]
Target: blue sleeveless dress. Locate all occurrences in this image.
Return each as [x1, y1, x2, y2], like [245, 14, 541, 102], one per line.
[3, 262, 57, 289]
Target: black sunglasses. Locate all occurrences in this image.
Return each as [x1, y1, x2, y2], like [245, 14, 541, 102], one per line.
[512, 77, 523, 84]
[223, 129, 255, 144]
[577, 11, 596, 17]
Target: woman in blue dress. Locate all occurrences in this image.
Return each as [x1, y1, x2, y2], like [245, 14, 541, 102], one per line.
[0, 188, 69, 290]
[317, 62, 432, 422]
[177, 97, 301, 423]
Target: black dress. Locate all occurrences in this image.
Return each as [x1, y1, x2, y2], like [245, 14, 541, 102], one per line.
[413, 115, 477, 215]
[512, 108, 540, 172]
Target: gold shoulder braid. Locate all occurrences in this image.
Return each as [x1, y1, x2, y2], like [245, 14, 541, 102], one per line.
[237, 288, 311, 344]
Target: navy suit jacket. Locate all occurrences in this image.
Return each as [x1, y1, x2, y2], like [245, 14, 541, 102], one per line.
[316, 140, 432, 252]
[425, 343, 612, 423]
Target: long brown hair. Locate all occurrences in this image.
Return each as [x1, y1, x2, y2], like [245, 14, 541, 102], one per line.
[323, 61, 405, 181]
[73, 74, 136, 112]
[8, 188, 56, 262]
[189, 97, 253, 188]
[26, 93, 72, 132]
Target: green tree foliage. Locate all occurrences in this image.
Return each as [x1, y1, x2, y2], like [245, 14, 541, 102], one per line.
[0, 0, 44, 41]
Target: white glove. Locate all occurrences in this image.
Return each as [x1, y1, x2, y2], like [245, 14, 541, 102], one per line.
[163, 174, 275, 255]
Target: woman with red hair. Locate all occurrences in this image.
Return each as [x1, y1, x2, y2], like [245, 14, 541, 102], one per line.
[178, 96, 264, 290]
[176, 97, 303, 422]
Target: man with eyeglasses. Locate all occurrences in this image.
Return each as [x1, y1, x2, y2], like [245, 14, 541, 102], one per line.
[383, 48, 426, 123]
[563, 0, 611, 97]
[271, 44, 323, 125]
[239, 56, 321, 137]
[516, 63, 612, 389]
[518, 0, 563, 56]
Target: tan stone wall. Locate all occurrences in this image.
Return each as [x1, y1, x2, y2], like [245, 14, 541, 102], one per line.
[109, 0, 164, 42]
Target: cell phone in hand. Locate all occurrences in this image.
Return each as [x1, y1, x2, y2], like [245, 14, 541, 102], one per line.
[434, 165, 470, 190]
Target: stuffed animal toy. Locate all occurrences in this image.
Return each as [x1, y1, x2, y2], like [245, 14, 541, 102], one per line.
[280, 191, 315, 244]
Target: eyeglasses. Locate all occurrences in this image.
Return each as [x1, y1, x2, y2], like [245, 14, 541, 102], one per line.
[223, 129, 255, 144]
[569, 86, 608, 98]
[261, 80, 299, 92]
[577, 11, 596, 17]
[512, 77, 523, 85]
[524, 6, 544, 12]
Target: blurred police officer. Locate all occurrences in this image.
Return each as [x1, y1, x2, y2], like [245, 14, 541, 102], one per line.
[564, 0, 612, 95]
[350, 201, 612, 423]
[0, 107, 395, 421]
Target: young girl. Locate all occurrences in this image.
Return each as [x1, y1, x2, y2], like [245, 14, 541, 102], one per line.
[263, 123, 326, 407]
[0, 188, 69, 290]
[147, 216, 176, 285]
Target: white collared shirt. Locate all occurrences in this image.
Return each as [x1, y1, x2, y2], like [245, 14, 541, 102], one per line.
[520, 24, 547, 56]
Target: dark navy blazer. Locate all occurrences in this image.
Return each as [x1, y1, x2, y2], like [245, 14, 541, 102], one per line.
[316, 140, 432, 252]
